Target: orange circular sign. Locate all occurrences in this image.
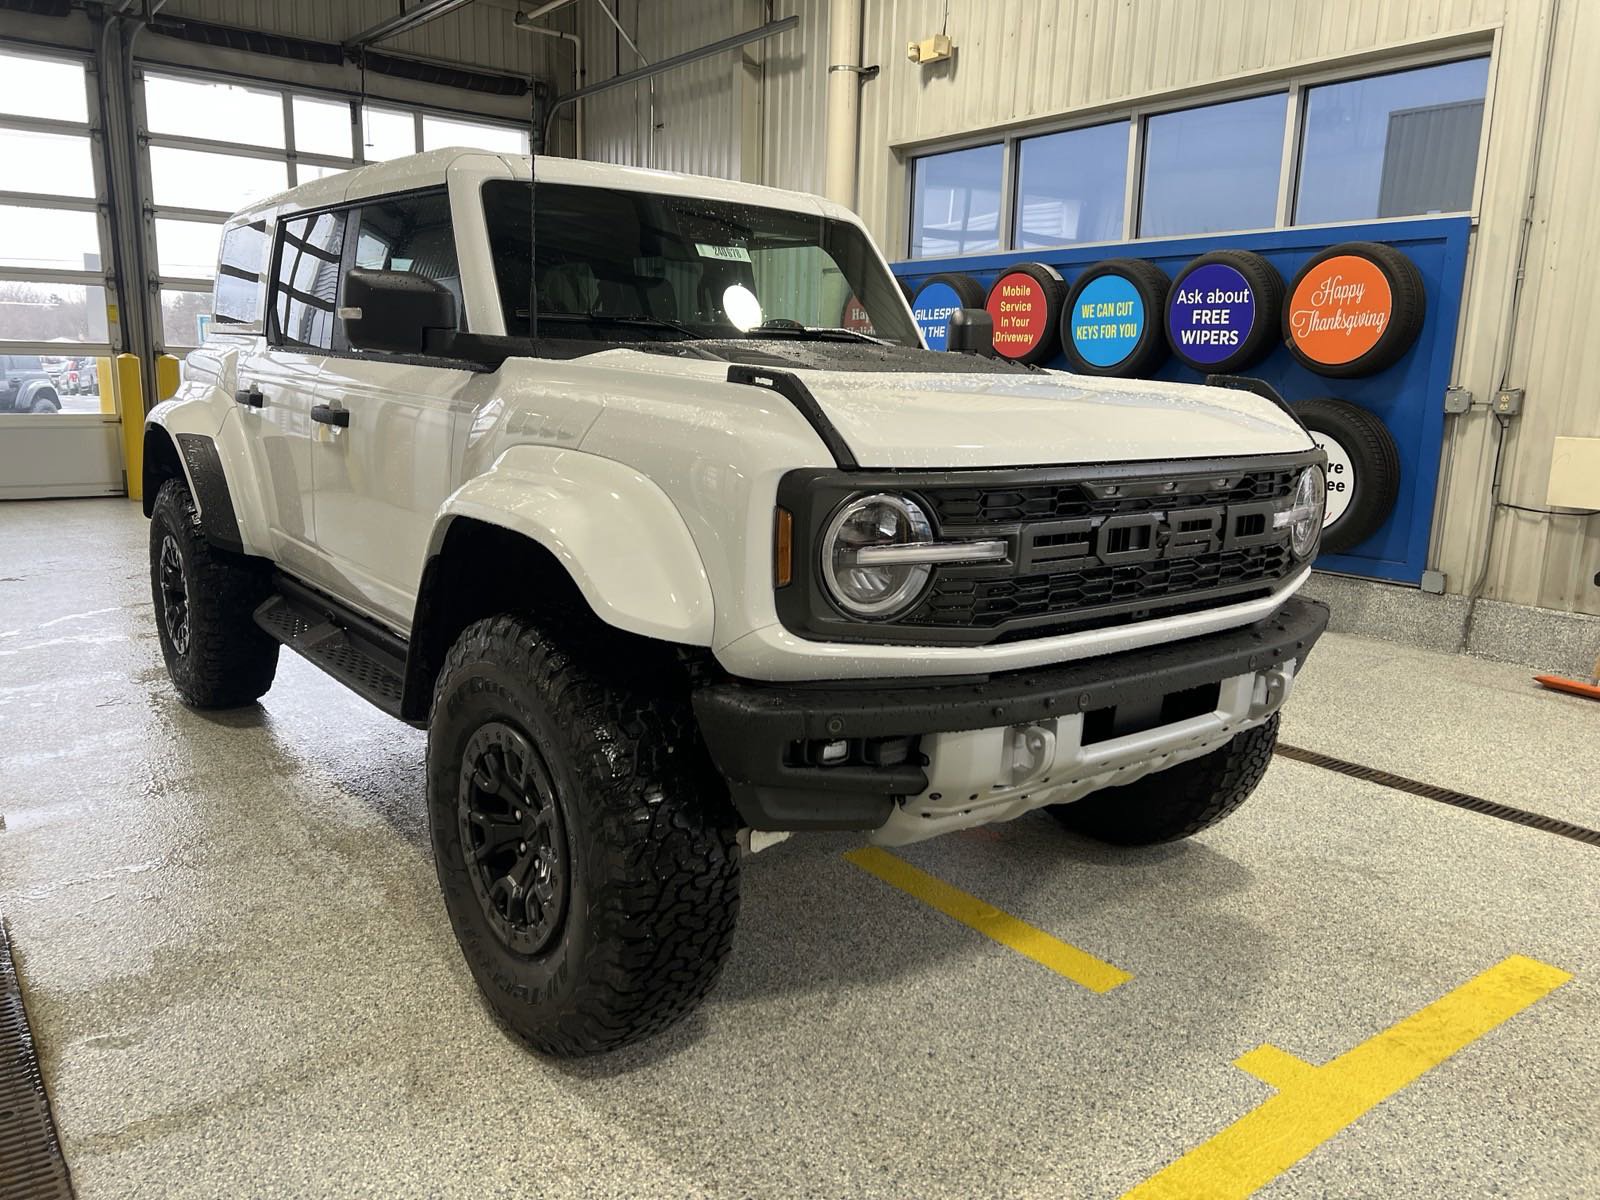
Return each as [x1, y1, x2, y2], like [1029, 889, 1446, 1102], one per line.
[1287, 254, 1393, 366]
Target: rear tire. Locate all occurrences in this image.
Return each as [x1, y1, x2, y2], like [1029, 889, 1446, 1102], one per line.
[148, 478, 278, 708]
[1047, 715, 1280, 845]
[426, 614, 740, 1057]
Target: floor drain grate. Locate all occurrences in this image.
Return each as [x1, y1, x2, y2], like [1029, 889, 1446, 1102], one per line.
[1275, 743, 1600, 848]
[0, 918, 74, 1199]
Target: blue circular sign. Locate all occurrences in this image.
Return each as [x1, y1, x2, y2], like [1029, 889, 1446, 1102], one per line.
[1070, 274, 1145, 368]
[1167, 263, 1257, 365]
[912, 281, 962, 351]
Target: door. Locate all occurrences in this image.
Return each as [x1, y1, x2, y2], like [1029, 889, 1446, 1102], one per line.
[308, 190, 477, 628]
[241, 209, 346, 582]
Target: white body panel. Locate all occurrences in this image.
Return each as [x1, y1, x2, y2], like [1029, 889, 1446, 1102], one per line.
[150, 149, 1316, 684]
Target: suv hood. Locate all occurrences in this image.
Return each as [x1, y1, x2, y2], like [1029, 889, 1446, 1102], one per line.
[602, 343, 1313, 469]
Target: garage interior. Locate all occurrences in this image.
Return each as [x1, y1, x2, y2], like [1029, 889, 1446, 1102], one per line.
[1, 2, 1597, 1199]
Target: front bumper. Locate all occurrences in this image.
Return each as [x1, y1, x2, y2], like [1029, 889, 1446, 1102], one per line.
[693, 596, 1328, 836]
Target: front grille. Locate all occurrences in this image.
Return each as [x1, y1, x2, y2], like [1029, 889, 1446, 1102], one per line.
[907, 542, 1292, 629]
[923, 469, 1297, 526]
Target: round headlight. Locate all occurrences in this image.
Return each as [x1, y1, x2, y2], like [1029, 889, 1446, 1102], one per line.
[822, 493, 934, 618]
[1291, 465, 1326, 559]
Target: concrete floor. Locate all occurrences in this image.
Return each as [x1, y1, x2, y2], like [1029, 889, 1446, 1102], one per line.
[1, 497, 1596, 1199]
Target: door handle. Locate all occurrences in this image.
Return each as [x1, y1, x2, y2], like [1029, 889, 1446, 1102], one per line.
[234, 385, 263, 408]
[310, 404, 349, 428]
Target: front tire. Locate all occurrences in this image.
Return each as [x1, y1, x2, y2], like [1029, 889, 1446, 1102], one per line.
[427, 614, 740, 1057]
[148, 478, 278, 708]
[1047, 715, 1280, 845]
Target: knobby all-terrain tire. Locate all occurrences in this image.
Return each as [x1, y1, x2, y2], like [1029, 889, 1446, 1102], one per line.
[148, 478, 278, 708]
[427, 614, 740, 1057]
[1048, 714, 1280, 845]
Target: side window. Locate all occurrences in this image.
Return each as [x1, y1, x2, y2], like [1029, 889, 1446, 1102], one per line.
[351, 190, 463, 328]
[271, 210, 345, 350]
[213, 219, 267, 327]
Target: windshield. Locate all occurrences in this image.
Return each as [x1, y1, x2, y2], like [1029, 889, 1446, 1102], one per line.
[481, 180, 919, 348]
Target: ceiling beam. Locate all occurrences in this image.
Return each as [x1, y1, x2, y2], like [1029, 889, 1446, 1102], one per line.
[344, 0, 480, 51]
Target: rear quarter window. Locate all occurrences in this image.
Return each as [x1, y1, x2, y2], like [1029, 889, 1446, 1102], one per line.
[214, 219, 269, 328]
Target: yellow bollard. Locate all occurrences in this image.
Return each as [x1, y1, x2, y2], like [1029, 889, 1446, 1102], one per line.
[116, 354, 144, 502]
[155, 354, 181, 402]
[96, 356, 115, 415]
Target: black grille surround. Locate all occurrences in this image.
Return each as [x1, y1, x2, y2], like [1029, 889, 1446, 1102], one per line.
[773, 450, 1323, 647]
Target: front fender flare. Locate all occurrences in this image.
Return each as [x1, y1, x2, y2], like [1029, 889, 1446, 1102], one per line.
[431, 445, 715, 645]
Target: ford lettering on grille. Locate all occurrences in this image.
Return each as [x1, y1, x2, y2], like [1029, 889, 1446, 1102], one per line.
[1015, 499, 1280, 574]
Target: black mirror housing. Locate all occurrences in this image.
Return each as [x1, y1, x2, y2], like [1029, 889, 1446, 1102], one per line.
[946, 307, 995, 357]
[340, 268, 458, 355]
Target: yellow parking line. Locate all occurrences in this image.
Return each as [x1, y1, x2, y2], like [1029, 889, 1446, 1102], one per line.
[1122, 954, 1573, 1199]
[843, 847, 1133, 993]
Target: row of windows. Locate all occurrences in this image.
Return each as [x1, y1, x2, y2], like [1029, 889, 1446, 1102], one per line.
[909, 56, 1490, 258]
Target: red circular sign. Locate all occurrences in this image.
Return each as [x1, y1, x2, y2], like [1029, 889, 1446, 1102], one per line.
[839, 293, 874, 333]
[985, 271, 1051, 359]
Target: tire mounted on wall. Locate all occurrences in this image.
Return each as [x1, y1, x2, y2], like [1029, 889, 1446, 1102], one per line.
[1165, 249, 1284, 373]
[917, 272, 986, 309]
[1059, 258, 1171, 377]
[1294, 397, 1402, 555]
[1283, 241, 1427, 378]
[983, 261, 1066, 364]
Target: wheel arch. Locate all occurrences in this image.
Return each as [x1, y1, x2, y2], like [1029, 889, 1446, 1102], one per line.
[404, 447, 716, 721]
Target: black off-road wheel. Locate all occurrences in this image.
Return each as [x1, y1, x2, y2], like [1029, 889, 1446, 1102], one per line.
[1048, 715, 1280, 845]
[148, 478, 278, 708]
[427, 614, 740, 1057]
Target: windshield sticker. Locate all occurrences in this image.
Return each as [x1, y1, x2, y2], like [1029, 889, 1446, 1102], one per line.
[696, 243, 751, 263]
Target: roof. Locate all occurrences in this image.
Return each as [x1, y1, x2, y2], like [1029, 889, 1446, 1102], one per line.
[228, 147, 859, 227]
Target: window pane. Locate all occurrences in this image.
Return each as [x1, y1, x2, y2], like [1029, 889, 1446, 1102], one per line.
[1140, 93, 1288, 237]
[144, 74, 284, 148]
[0, 129, 95, 197]
[215, 220, 267, 326]
[0, 207, 100, 271]
[0, 279, 108, 342]
[161, 288, 213, 349]
[273, 212, 345, 349]
[149, 146, 288, 213]
[292, 95, 353, 158]
[421, 114, 527, 154]
[1015, 121, 1129, 248]
[156, 218, 223, 279]
[910, 145, 1003, 258]
[0, 52, 87, 123]
[1296, 58, 1490, 224]
[361, 107, 416, 162]
[353, 192, 462, 325]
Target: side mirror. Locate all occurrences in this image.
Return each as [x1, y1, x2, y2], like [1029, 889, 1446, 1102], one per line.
[339, 268, 457, 355]
[946, 307, 995, 357]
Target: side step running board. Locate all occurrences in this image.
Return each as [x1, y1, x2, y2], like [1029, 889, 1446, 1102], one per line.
[254, 574, 412, 722]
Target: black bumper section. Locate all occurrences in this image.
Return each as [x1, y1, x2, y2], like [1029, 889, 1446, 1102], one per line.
[693, 596, 1329, 831]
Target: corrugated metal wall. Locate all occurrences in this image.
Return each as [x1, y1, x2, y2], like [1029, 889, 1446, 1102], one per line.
[576, 0, 1600, 617]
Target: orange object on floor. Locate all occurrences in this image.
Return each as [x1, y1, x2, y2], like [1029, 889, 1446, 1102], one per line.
[1533, 674, 1600, 700]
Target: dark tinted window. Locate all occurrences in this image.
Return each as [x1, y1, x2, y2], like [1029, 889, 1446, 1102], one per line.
[213, 219, 267, 325]
[351, 190, 462, 325]
[271, 210, 344, 349]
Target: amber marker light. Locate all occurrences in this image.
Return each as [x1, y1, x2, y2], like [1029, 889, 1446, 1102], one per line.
[774, 507, 794, 588]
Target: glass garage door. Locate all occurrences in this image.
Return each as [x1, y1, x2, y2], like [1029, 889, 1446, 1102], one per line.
[0, 45, 124, 499]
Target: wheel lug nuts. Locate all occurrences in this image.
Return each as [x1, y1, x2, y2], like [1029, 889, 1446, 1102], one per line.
[519, 842, 527, 852]
[514, 810, 521, 819]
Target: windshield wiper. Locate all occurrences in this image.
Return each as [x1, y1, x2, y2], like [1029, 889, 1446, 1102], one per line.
[750, 321, 882, 344]
[535, 312, 703, 339]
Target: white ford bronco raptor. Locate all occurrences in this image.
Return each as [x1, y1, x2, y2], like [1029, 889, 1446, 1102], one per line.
[144, 148, 1328, 1056]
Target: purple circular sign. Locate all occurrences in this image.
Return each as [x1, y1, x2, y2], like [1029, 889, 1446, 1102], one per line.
[1167, 263, 1257, 365]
